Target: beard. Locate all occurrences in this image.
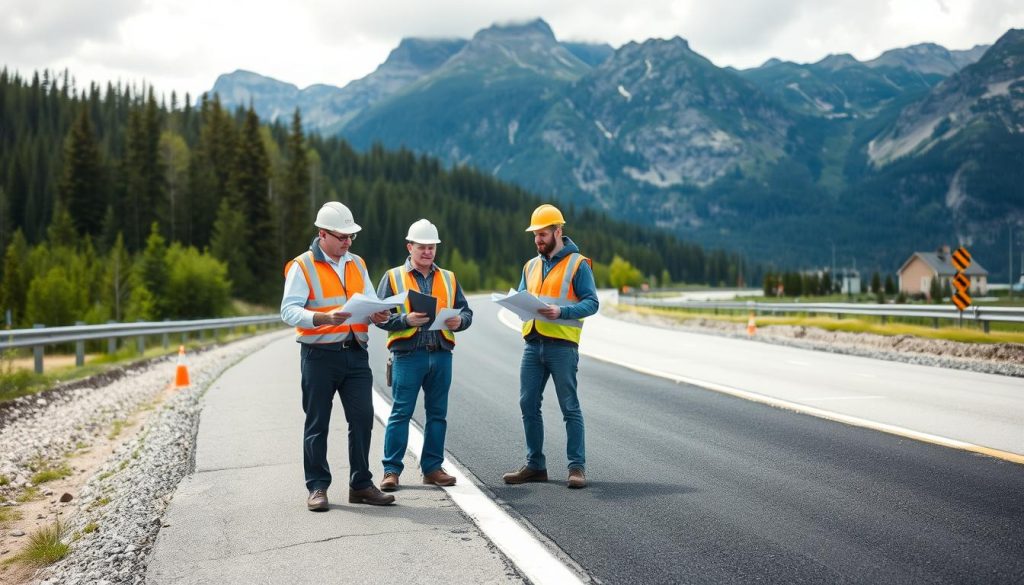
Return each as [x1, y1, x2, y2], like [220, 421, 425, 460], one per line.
[536, 240, 554, 255]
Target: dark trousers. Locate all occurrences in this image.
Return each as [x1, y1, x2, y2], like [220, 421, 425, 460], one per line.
[300, 343, 374, 491]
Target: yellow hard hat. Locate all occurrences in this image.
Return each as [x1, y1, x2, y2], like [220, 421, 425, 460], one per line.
[525, 204, 566, 232]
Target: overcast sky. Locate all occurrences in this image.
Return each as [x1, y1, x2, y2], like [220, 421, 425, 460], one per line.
[3, 0, 1023, 99]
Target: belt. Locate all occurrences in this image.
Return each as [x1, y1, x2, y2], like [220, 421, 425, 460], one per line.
[312, 339, 363, 351]
[421, 344, 440, 352]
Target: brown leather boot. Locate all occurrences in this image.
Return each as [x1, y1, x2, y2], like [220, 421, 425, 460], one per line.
[349, 485, 396, 506]
[307, 488, 328, 511]
[502, 466, 548, 484]
[567, 468, 587, 489]
[380, 472, 400, 492]
[422, 468, 457, 487]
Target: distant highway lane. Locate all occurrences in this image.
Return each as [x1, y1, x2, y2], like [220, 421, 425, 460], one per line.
[366, 298, 1024, 584]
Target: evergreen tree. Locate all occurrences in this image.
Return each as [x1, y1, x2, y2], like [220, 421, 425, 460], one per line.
[230, 107, 274, 301]
[138, 222, 169, 317]
[209, 198, 252, 298]
[279, 109, 310, 263]
[59, 107, 105, 235]
[884, 274, 896, 295]
[870, 271, 881, 294]
[0, 230, 29, 326]
[105, 233, 133, 320]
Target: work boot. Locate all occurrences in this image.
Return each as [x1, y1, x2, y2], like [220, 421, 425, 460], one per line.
[422, 468, 457, 487]
[567, 468, 587, 489]
[307, 488, 328, 511]
[380, 472, 400, 492]
[349, 485, 396, 506]
[502, 466, 548, 484]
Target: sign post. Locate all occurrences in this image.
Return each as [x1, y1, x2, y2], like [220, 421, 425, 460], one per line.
[951, 247, 972, 322]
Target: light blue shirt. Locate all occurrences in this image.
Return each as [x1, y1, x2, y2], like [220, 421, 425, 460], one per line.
[280, 243, 377, 329]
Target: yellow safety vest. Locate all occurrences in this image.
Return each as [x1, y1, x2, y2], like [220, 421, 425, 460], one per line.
[521, 253, 590, 344]
[385, 266, 457, 348]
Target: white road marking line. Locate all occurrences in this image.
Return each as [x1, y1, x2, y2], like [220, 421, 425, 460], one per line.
[798, 395, 885, 401]
[370, 388, 585, 585]
[496, 308, 1024, 465]
[787, 360, 810, 366]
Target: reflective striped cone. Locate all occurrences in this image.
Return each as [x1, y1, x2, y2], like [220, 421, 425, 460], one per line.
[746, 312, 757, 337]
[174, 345, 191, 388]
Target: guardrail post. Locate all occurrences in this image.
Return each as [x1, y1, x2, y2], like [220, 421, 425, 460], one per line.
[983, 321, 990, 334]
[107, 320, 117, 355]
[932, 318, 939, 329]
[75, 321, 85, 367]
[136, 320, 145, 355]
[33, 324, 44, 374]
[162, 319, 170, 350]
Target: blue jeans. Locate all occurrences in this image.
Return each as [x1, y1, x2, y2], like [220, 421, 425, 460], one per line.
[519, 340, 585, 471]
[382, 349, 453, 475]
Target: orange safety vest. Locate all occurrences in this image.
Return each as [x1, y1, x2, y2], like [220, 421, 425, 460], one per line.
[284, 250, 370, 345]
[521, 253, 590, 344]
[385, 266, 457, 348]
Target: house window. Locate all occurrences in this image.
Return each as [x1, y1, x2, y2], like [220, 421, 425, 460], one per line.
[921, 276, 930, 292]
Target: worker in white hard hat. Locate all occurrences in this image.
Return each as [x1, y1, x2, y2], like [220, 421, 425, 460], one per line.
[501, 203, 598, 489]
[373, 218, 473, 492]
[281, 201, 396, 510]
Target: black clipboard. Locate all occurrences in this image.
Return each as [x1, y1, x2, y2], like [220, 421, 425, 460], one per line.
[407, 289, 438, 327]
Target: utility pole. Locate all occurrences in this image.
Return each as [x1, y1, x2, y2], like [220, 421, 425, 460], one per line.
[1011, 223, 1014, 301]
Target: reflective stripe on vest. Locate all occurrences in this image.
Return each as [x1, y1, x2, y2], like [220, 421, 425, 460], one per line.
[386, 266, 457, 348]
[521, 252, 588, 343]
[285, 251, 370, 344]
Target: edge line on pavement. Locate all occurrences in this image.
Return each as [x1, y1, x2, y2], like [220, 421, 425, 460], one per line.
[369, 387, 587, 585]
[497, 308, 1024, 466]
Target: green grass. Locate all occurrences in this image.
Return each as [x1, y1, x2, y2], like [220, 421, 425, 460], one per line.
[4, 522, 69, 567]
[108, 419, 126, 440]
[0, 474, 10, 486]
[621, 305, 1024, 344]
[16, 486, 39, 503]
[83, 522, 98, 534]
[0, 505, 23, 525]
[30, 464, 72, 485]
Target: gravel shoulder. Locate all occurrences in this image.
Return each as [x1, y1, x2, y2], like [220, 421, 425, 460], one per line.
[604, 306, 1024, 378]
[0, 330, 290, 584]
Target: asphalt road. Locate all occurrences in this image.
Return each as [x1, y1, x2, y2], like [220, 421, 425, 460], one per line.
[366, 299, 1024, 584]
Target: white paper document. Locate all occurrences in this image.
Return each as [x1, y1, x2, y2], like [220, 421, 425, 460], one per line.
[338, 292, 407, 322]
[491, 290, 550, 322]
[428, 308, 463, 331]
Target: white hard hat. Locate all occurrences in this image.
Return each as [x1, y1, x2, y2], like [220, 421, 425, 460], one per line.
[314, 202, 361, 233]
[405, 219, 441, 244]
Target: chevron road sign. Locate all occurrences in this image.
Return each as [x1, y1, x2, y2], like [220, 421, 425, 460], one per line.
[951, 247, 972, 272]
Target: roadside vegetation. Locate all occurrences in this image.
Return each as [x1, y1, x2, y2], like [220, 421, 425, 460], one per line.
[3, 522, 70, 568]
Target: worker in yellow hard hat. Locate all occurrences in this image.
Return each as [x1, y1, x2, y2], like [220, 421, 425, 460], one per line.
[502, 203, 599, 489]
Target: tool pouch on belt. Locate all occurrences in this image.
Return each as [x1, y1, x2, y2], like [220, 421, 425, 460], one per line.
[386, 355, 393, 387]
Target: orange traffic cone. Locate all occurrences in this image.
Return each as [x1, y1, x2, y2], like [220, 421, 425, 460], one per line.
[174, 345, 191, 388]
[746, 312, 757, 337]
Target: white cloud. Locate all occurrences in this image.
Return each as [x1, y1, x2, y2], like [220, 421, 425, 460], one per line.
[1, 0, 1022, 98]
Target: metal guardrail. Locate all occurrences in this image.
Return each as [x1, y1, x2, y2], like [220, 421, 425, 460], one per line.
[1, 315, 284, 373]
[619, 297, 1024, 331]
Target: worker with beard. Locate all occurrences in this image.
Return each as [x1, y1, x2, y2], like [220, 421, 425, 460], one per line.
[502, 204, 599, 489]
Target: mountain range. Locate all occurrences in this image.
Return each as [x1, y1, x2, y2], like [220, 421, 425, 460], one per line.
[210, 19, 1023, 279]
